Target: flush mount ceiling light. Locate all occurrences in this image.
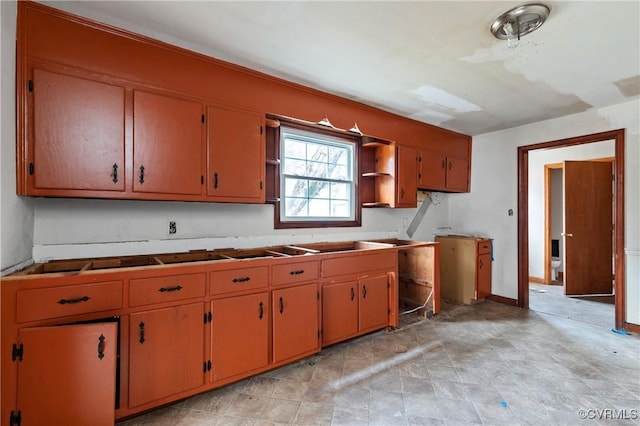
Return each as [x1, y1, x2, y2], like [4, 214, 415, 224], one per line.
[491, 3, 550, 49]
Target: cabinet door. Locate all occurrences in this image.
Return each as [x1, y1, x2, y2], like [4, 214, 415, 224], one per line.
[358, 274, 390, 331]
[133, 90, 203, 195]
[322, 281, 358, 345]
[32, 69, 125, 192]
[418, 151, 447, 191]
[396, 145, 417, 207]
[207, 105, 264, 202]
[476, 253, 492, 300]
[17, 322, 117, 426]
[445, 156, 469, 192]
[129, 303, 205, 407]
[211, 293, 269, 381]
[273, 284, 319, 363]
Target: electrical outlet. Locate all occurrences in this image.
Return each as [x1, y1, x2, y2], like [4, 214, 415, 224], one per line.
[168, 220, 177, 235]
[402, 217, 409, 228]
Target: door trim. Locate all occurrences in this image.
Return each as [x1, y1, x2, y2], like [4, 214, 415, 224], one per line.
[518, 129, 625, 330]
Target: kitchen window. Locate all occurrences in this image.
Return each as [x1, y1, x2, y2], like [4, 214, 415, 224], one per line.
[266, 117, 361, 229]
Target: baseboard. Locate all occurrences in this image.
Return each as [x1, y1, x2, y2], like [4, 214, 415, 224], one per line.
[488, 294, 519, 306]
[625, 323, 640, 334]
[529, 276, 545, 284]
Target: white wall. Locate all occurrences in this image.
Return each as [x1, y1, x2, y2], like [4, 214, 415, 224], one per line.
[0, 0, 34, 272]
[528, 141, 614, 280]
[30, 197, 449, 261]
[450, 100, 640, 325]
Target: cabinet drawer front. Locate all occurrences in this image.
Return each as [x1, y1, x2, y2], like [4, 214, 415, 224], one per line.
[129, 273, 206, 307]
[210, 266, 269, 295]
[272, 260, 319, 286]
[478, 240, 492, 255]
[16, 281, 122, 323]
[322, 252, 396, 278]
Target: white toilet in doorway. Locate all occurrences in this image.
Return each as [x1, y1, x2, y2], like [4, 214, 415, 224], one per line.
[551, 239, 561, 282]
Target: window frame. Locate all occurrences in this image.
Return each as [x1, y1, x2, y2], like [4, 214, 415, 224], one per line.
[268, 118, 361, 229]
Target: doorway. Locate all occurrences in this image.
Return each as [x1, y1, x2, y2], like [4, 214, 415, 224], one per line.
[544, 158, 615, 294]
[518, 129, 626, 330]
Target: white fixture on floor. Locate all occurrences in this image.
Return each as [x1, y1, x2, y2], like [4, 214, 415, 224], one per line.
[551, 258, 562, 281]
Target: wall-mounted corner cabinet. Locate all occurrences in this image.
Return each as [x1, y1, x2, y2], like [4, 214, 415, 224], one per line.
[360, 137, 417, 208]
[416, 135, 471, 193]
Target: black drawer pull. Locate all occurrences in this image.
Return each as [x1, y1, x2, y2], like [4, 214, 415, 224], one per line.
[362, 285, 367, 299]
[279, 297, 284, 314]
[159, 285, 183, 293]
[350, 287, 355, 301]
[58, 296, 90, 305]
[97, 334, 106, 360]
[232, 277, 251, 283]
[258, 301, 264, 319]
[139, 321, 145, 344]
[112, 163, 118, 184]
[289, 269, 305, 275]
[139, 165, 145, 184]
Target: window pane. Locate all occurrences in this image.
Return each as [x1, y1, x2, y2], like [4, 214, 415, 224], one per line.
[285, 198, 308, 217]
[328, 164, 348, 180]
[331, 182, 349, 200]
[306, 160, 327, 178]
[308, 199, 330, 217]
[309, 180, 330, 199]
[328, 146, 348, 166]
[306, 143, 328, 162]
[284, 139, 307, 160]
[284, 158, 307, 176]
[331, 200, 350, 217]
[285, 178, 308, 197]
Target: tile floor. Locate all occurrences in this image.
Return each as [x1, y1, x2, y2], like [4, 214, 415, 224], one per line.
[529, 282, 614, 328]
[118, 301, 639, 425]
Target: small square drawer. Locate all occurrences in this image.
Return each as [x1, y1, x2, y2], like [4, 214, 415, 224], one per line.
[272, 260, 319, 286]
[210, 266, 269, 295]
[478, 240, 492, 255]
[17, 280, 123, 323]
[129, 273, 206, 307]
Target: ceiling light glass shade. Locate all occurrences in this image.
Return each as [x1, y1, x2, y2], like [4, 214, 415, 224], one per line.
[491, 3, 550, 48]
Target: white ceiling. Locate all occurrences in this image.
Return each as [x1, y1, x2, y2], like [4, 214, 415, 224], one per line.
[43, 1, 640, 136]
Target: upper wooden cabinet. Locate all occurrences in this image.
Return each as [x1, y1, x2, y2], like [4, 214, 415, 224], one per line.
[360, 138, 417, 208]
[26, 68, 126, 194]
[206, 105, 265, 202]
[133, 90, 204, 196]
[416, 134, 471, 193]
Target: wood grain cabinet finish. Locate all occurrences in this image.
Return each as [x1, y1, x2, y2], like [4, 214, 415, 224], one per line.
[129, 303, 206, 407]
[206, 105, 265, 202]
[211, 292, 269, 382]
[1, 241, 438, 423]
[360, 139, 417, 208]
[436, 235, 492, 304]
[417, 150, 470, 193]
[133, 90, 204, 196]
[27, 68, 126, 194]
[272, 283, 320, 363]
[16, 323, 117, 426]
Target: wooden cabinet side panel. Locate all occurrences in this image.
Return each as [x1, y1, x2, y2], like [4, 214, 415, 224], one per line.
[211, 293, 269, 382]
[32, 68, 125, 192]
[17, 323, 117, 426]
[128, 303, 205, 407]
[132, 90, 203, 195]
[272, 284, 320, 363]
[396, 145, 417, 207]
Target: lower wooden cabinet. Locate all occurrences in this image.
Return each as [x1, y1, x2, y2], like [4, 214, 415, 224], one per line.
[128, 303, 205, 407]
[272, 283, 320, 364]
[16, 322, 117, 426]
[211, 293, 269, 382]
[436, 235, 492, 304]
[322, 272, 391, 346]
